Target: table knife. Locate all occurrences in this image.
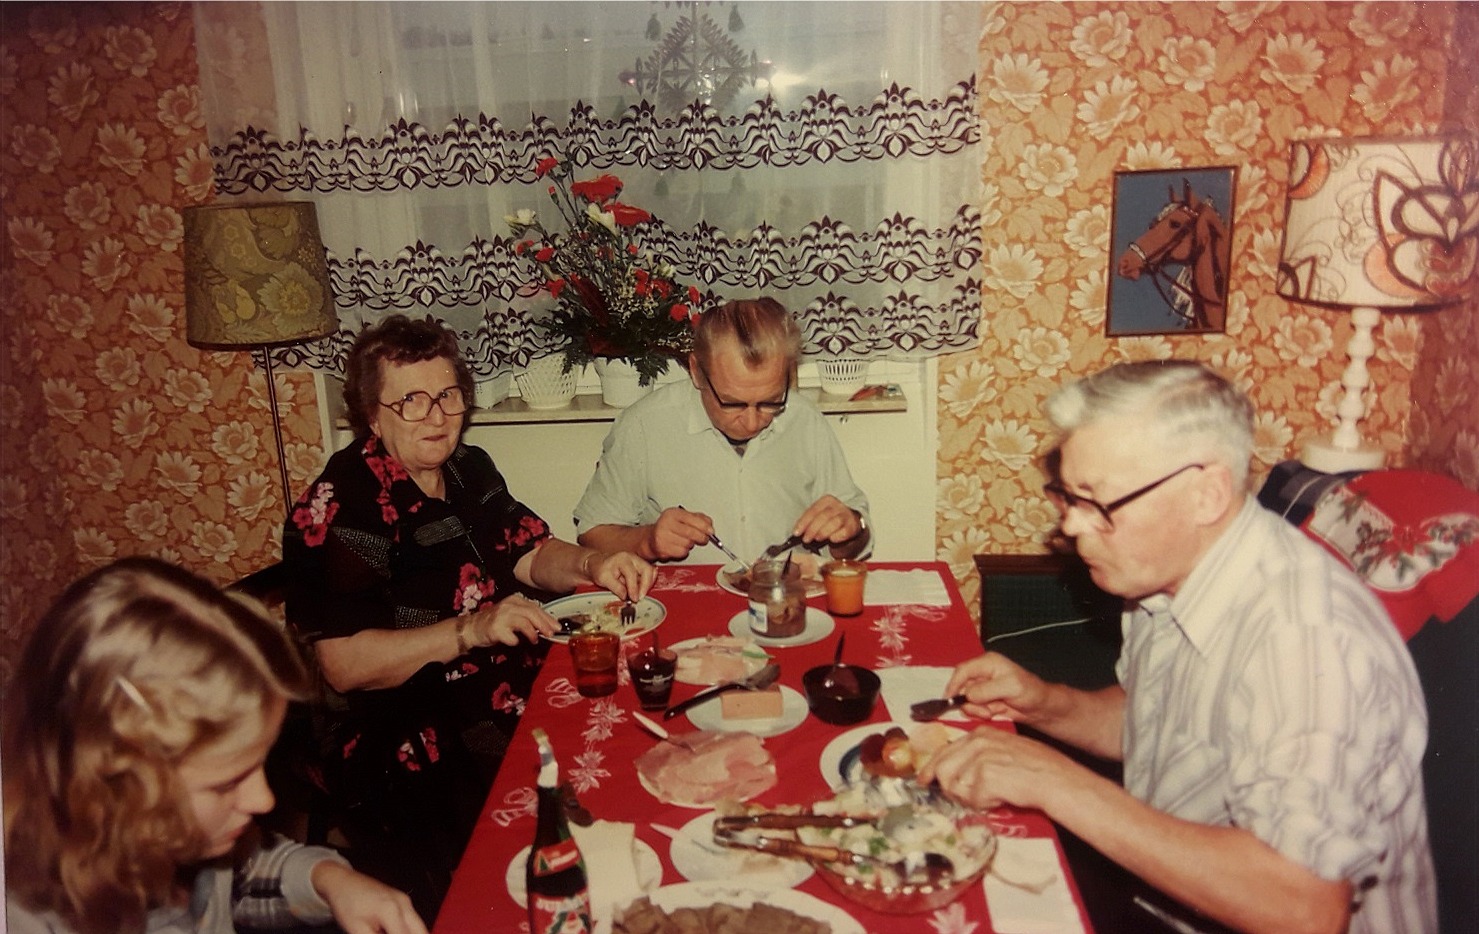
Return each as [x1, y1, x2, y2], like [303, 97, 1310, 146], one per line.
[662, 663, 781, 720]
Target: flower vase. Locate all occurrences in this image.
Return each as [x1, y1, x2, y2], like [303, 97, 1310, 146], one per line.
[594, 357, 653, 408]
[515, 355, 578, 410]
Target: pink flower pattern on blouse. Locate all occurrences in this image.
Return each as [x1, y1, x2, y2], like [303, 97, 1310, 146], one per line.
[291, 481, 340, 547]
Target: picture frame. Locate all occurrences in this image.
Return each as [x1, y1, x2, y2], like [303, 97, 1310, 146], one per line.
[1106, 166, 1237, 336]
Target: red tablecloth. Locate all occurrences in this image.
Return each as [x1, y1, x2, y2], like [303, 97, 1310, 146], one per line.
[433, 562, 1093, 933]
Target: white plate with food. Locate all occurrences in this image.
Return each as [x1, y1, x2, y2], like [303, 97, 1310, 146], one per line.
[684, 685, 807, 737]
[542, 591, 667, 644]
[612, 882, 861, 934]
[504, 838, 662, 907]
[717, 560, 826, 599]
[726, 607, 834, 648]
[818, 720, 967, 789]
[635, 730, 778, 809]
[669, 635, 771, 686]
[664, 810, 814, 888]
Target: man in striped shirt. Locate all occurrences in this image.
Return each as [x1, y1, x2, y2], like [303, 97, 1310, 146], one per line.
[922, 361, 1434, 934]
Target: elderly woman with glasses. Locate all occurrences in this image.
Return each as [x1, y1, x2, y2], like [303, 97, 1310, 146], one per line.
[282, 314, 652, 920]
[574, 297, 871, 565]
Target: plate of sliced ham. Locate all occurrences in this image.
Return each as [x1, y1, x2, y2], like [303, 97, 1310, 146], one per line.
[635, 729, 778, 808]
[670, 635, 771, 686]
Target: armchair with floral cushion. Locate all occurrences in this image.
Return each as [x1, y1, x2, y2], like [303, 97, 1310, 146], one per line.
[1257, 461, 1479, 934]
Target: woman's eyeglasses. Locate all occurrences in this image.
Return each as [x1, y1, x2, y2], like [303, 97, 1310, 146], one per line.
[379, 386, 468, 422]
[1043, 463, 1205, 532]
[696, 359, 788, 414]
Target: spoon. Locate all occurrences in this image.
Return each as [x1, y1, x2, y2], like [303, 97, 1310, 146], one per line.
[909, 693, 968, 722]
[820, 633, 853, 692]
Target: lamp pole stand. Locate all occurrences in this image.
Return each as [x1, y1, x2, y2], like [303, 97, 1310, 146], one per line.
[1300, 305, 1387, 473]
[257, 346, 295, 517]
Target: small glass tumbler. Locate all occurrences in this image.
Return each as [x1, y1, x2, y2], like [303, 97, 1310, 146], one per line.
[629, 647, 678, 710]
[568, 630, 621, 698]
[821, 559, 868, 617]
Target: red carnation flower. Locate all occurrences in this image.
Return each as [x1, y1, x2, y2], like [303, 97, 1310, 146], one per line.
[608, 201, 652, 226]
[535, 156, 559, 177]
[669, 303, 690, 321]
[571, 173, 623, 204]
[535, 246, 555, 263]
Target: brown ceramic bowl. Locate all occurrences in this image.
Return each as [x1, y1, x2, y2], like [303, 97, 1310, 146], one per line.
[801, 663, 881, 725]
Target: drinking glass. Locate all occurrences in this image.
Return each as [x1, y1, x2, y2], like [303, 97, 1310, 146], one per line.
[629, 647, 678, 710]
[569, 630, 621, 698]
[821, 560, 868, 617]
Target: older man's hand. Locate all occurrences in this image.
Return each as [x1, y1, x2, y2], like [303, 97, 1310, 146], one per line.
[793, 494, 863, 546]
[943, 651, 1054, 725]
[645, 507, 712, 561]
[917, 725, 1074, 812]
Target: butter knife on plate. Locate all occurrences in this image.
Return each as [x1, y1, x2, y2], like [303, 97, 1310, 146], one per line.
[662, 663, 781, 720]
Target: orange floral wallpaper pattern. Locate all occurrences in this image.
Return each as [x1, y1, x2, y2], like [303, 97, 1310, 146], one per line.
[936, 1, 1477, 614]
[0, 2, 324, 682]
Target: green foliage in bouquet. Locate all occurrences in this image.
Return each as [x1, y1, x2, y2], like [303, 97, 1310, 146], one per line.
[507, 158, 701, 385]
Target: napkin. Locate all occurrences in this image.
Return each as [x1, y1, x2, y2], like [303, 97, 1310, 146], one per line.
[570, 819, 645, 923]
[863, 568, 952, 606]
[984, 837, 1086, 934]
[877, 665, 970, 723]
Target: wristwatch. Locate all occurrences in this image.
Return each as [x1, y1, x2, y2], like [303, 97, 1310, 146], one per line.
[848, 510, 868, 542]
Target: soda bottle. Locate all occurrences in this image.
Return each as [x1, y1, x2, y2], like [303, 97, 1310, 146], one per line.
[525, 728, 592, 934]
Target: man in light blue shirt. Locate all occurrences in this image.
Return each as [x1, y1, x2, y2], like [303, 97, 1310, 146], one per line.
[575, 298, 871, 565]
[922, 361, 1434, 934]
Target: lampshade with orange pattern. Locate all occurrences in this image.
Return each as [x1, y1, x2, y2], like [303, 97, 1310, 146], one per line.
[1276, 135, 1478, 472]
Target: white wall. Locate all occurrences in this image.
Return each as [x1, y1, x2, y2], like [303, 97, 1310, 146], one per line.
[317, 360, 938, 560]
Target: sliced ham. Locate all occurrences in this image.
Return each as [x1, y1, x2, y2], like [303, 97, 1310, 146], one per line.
[635, 730, 777, 806]
[673, 636, 765, 685]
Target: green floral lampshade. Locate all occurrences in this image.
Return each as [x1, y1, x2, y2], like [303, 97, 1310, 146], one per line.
[183, 201, 337, 349]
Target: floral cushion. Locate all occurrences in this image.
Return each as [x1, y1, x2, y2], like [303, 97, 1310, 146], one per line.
[1298, 469, 1479, 640]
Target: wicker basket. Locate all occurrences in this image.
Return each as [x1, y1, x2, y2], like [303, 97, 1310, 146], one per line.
[817, 359, 868, 397]
[515, 356, 577, 409]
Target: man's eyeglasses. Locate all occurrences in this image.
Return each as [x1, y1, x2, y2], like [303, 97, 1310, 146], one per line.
[379, 386, 468, 422]
[695, 358, 788, 415]
[1043, 463, 1205, 532]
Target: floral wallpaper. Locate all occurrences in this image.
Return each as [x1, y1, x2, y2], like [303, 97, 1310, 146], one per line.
[936, 1, 1478, 614]
[0, 2, 324, 683]
[2, 2, 1476, 679]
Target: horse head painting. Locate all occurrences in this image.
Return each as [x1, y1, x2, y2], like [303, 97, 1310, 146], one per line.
[1116, 179, 1232, 332]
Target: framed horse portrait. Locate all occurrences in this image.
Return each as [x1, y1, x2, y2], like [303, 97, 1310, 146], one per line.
[1107, 166, 1237, 336]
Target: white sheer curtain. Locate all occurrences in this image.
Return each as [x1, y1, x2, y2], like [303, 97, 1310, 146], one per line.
[193, 1, 982, 376]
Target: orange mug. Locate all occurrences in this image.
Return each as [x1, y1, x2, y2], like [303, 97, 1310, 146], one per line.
[821, 560, 868, 616]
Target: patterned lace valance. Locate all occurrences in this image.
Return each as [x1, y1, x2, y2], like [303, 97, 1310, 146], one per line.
[193, 1, 983, 375]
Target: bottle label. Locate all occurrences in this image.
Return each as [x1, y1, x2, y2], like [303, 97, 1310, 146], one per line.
[529, 890, 592, 934]
[530, 837, 583, 876]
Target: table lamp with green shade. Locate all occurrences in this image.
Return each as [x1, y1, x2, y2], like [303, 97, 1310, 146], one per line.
[1276, 134, 1479, 473]
[183, 201, 339, 515]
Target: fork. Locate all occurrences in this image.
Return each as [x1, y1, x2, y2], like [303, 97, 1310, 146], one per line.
[619, 598, 637, 627]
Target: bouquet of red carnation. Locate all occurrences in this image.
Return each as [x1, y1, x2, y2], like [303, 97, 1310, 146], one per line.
[508, 158, 701, 385]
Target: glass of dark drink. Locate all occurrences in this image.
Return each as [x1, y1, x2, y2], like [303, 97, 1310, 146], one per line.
[629, 647, 678, 710]
[568, 630, 620, 698]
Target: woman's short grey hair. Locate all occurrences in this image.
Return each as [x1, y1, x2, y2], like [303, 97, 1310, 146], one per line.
[1045, 360, 1254, 484]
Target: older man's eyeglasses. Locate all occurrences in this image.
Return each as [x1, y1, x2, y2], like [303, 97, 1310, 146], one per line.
[1043, 463, 1205, 532]
[379, 386, 468, 422]
[696, 359, 788, 415]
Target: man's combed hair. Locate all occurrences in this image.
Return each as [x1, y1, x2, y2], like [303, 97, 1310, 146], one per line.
[2, 557, 310, 934]
[1046, 360, 1255, 485]
[694, 297, 803, 372]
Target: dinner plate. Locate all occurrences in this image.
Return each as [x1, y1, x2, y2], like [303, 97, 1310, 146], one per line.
[665, 810, 814, 888]
[717, 561, 826, 599]
[613, 881, 862, 934]
[668, 636, 771, 686]
[726, 606, 834, 647]
[818, 720, 968, 788]
[684, 685, 807, 737]
[541, 591, 667, 644]
[504, 839, 662, 907]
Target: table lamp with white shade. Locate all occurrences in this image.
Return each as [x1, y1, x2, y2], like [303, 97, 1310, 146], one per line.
[183, 201, 339, 514]
[1275, 134, 1478, 473]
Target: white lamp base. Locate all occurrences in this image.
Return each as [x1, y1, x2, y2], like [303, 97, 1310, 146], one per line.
[1300, 436, 1386, 474]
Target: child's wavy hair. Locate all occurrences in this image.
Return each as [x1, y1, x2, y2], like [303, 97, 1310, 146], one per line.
[2, 557, 310, 934]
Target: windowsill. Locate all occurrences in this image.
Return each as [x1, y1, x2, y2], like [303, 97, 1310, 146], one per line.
[331, 385, 907, 429]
